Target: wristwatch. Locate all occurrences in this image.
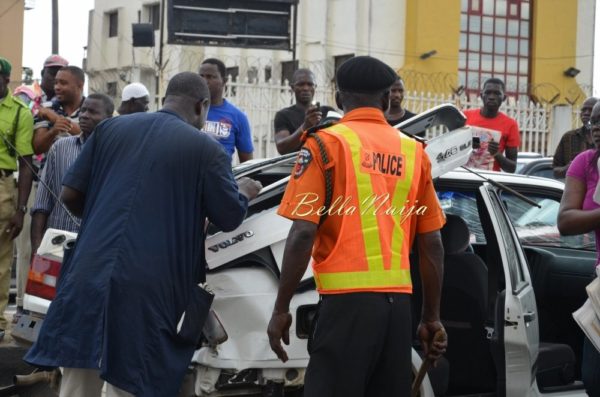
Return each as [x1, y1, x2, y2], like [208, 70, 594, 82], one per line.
[18, 205, 27, 214]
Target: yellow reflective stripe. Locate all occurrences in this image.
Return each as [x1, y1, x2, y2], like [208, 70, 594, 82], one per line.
[390, 137, 417, 268]
[328, 124, 384, 272]
[316, 269, 412, 290]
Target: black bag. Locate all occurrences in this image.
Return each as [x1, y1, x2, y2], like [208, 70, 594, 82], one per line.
[175, 284, 214, 346]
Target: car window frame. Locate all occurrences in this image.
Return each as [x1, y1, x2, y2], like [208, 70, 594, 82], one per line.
[483, 185, 530, 293]
[499, 185, 596, 251]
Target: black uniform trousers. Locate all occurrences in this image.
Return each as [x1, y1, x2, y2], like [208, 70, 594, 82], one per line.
[303, 292, 412, 397]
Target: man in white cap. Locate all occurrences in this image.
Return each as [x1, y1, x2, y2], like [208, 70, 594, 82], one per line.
[118, 82, 150, 115]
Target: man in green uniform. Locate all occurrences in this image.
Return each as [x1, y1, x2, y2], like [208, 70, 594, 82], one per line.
[0, 57, 34, 341]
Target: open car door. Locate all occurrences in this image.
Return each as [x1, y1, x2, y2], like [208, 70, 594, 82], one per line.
[424, 126, 473, 178]
[479, 182, 539, 396]
[396, 104, 473, 178]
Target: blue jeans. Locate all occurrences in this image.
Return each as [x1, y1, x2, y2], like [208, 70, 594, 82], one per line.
[582, 336, 600, 396]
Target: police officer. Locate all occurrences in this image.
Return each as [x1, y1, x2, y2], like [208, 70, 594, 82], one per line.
[0, 57, 34, 341]
[267, 56, 447, 397]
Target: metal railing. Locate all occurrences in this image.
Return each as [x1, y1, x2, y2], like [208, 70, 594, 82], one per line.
[225, 81, 556, 157]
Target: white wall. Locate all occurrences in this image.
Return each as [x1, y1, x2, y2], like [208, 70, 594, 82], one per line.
[576, 0, 596, 95]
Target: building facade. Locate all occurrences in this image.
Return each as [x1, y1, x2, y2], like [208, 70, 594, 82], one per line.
[85, 0, 594, 108]
[0, 0, 27, 90]
[401, 0, 595, 104]
[85, 0, 409, 109]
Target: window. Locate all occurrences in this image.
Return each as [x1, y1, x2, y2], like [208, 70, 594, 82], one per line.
[458, 0, 530, 98]
[247, 66, 258, 83]
[436, 185, 597, 293]
[226, 66, 239, 96]
[496, 0, 507, 16]
[529, 168, 554, 179]
[501, 192, 596, 251]
[107, 81, 117, 97]
[438, 191, 486, 243]
[435, 187, 597, 253]
[519, 160, 555, 179]
[280, 60, 298, 85]
[264, 66, 272, 82]
[168, 0, 294, 50]
[334, 54, 355, 74]
[226, 66, 239, 82]
[146, 3, 160, 31]
[108, 11, 118, 37]
[489, 191, 525, 290]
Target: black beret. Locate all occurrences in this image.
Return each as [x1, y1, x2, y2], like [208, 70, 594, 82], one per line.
[336, 56, 398, 93]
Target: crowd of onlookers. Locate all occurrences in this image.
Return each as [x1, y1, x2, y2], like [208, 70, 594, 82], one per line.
[0, 54, 156, 343]
[0, 54, 261, 345]
[1, 49, 577, 342]
[2, 49, 600, 394]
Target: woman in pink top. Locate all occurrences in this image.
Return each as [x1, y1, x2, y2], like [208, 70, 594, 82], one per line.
[558, 114, 600, 395]
[559, 149, 600, 261]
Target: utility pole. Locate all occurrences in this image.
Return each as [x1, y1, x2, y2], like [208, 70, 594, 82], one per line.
[156, 0, 165, 110]
[52, 0, 59, 53]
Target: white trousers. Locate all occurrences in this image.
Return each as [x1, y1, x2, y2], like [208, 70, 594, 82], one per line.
[59, 368, 134, 397]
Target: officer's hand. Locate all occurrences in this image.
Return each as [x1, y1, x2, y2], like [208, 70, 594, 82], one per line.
[417, 320, 447, 364]
[237, 177, 262, 200]
[304, 105, 322, 129]
[488, 140, 500, 156]
[267, 311, 292, 362]
[6, 211, 24, 240]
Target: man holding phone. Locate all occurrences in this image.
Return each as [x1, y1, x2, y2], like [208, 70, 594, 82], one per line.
[463, 78, 520, 173]
[274, 68, 334, 154]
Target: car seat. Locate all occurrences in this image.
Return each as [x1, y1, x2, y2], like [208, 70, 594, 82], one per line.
[410, 214, 496, 394]
[536, 343, 576, 389]
[439, 214, 497, 393]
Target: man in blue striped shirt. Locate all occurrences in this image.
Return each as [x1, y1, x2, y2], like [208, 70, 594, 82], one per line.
[30, 93, 114, 253]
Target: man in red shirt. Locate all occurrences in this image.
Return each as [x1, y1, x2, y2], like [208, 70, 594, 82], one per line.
[463, 78, 520, 173]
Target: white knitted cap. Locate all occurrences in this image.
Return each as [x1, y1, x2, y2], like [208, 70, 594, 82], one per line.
[121, 82, 150, 101]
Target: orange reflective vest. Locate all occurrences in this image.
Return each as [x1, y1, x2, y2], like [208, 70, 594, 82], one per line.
[312, 123, 423, 294]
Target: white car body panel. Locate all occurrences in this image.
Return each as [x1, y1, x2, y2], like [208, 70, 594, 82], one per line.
[23, 294, 52, 315]
[425, 126, 473, 178]
[22, 228, 77, 316]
